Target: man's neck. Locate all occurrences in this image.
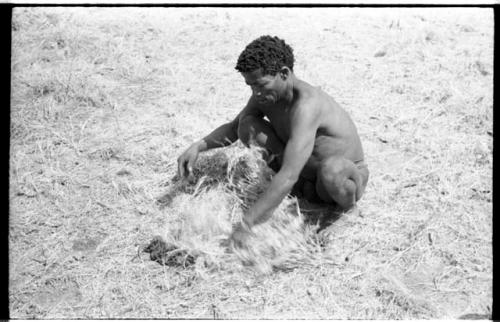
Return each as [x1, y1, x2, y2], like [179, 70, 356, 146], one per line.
[281, 74, 297, 104]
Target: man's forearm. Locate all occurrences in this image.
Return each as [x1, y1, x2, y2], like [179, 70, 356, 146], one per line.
[199, 121, 239, 151]
[245, 171, 297, 227]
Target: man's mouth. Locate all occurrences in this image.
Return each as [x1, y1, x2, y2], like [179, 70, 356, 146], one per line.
[259, 95, 274, 104]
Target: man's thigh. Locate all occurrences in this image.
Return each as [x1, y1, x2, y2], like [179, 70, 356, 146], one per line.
[300, 135, 345, 180]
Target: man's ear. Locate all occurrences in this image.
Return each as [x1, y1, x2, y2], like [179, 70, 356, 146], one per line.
[279, 67, 291, 80]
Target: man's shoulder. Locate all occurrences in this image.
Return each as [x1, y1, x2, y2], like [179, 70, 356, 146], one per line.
[295, 85, 327, 110]
[297, 79, 332, 99]
[290, 92, 323, 125]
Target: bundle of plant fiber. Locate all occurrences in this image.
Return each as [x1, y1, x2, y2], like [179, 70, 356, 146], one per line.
[152, 143, 327, 274]
[229, 199, 323, 274]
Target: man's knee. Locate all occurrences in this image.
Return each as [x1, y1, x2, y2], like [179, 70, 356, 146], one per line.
[319, 157, 349, 186]
[317, 157, 359, 209]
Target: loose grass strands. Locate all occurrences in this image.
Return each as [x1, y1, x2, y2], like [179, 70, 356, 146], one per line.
[157, 144, 328, 274]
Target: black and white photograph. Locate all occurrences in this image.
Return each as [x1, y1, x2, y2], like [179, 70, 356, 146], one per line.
[9, 6, 493, 319]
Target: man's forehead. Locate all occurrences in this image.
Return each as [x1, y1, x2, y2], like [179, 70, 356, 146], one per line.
[242, 69, 273, 83]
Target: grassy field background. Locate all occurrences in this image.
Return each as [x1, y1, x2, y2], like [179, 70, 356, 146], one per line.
[10, 7, 492, 319]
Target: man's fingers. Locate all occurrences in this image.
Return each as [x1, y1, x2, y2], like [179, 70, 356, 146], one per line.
[187, 155, 197, 175]
[177, 150, 198, 182]
[177, 158, 185, 178]
[230, 235, 242, 249]
[185, 156, 197, 182]
[229, 229, 250, 250]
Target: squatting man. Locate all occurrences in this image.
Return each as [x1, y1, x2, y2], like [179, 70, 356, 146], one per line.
[177, 36, 369, 246]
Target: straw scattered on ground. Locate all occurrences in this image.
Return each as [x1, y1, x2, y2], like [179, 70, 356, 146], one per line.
[149, 145, 335, 275]
[10, 7, 492, 319]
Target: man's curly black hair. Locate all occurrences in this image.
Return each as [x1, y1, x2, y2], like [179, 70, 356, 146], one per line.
[235, 35, 294, 75]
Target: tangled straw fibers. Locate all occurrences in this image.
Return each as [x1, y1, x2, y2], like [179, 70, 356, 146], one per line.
[154, 144, 328, 274]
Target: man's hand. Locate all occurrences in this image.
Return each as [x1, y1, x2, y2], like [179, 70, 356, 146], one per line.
[177, 143, 201, 182]
[229, 221, 254, 249]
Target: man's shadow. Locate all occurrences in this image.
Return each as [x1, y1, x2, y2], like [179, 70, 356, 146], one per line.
[295, 198, 344, 233]
[289, 176, 345, 233]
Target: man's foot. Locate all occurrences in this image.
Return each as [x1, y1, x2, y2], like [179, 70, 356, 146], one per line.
[344, 204, 360, 217]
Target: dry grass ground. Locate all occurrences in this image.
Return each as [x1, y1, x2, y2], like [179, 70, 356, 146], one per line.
[9, 7, 492, 319]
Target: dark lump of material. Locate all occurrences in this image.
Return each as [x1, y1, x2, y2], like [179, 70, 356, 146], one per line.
[143, 236, 197, 268]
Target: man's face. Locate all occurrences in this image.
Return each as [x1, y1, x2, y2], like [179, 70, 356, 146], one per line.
[242, 69, 285, 105]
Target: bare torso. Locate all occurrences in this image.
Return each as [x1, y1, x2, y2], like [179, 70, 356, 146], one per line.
[255, 79, 364, 180]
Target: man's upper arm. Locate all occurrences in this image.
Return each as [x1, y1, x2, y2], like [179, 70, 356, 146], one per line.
[228, 98, 263, 133]
[280, 102, 320, 180]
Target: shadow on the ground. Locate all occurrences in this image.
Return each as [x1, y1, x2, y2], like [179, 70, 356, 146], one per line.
[298, 198, 344, 233]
